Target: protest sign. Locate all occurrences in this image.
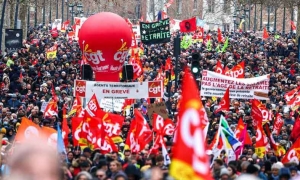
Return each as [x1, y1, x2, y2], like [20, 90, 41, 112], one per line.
[100, 98, 125, 112]
[140, 18, 171, 44]
[200, 70, 270, 100]
[74, 80, 164, 101]
[41, 101, 49, 112]
[5, 29, 23, 53]
[147, 102, 168, 125]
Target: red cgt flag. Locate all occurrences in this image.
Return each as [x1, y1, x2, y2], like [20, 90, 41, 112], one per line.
[263, 27, 269, 39]
[272, 113, 284, 136]
[62, 104, 70, 147]
[215, 60, 224, 74]
[214, 88, 230, 114]
[179, 17, 197, 33]
[282, 137, 300, 164]
[284, 86, 300, 103]
[224, 61, 245, 78]
[251, 99, 263, 130]
[170, 68, 212, 180]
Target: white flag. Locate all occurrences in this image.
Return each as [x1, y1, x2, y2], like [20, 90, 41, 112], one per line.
[161, 141, 171, 166]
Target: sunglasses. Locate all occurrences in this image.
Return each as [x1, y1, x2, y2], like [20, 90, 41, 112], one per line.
[96, 174, 104, 177]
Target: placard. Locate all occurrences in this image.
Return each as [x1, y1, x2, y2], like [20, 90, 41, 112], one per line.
[100, 98, 125, 112]
[147, 102, 168, 125]
[140, 18, 171, 44]
[5, 29, 23, 53]
[200, 70, 270, 100]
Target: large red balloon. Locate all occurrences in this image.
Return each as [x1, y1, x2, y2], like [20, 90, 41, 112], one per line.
[78, 12, 132, 82]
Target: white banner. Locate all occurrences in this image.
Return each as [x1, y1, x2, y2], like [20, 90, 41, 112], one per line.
[100, 98, 125, 112]
[74, 80, 164, 100]
[52, 19, 62, 30]
[200, 70, 270, 100]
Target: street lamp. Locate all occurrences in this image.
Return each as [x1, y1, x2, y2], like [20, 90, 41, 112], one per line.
[76, 3, 84, 18]
[68, 3, 75, 24]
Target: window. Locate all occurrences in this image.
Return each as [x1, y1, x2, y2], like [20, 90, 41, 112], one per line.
[193, 0, 198, 10]
[207, 0, 215, 13]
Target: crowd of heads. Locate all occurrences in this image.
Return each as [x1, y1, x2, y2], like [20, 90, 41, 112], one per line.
[0, 24, 298, 180]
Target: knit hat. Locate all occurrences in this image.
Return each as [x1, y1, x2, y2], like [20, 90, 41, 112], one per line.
[1, 128, 6, 134]
[247, 164, 259, 174]
[279, 168, 291, 179]
[220, 168, 229, 176]
[272, 162, 284, 170]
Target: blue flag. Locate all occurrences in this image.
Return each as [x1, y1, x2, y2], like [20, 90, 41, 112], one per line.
[57, 124, 66, 154]
[157, 11, 162, 21]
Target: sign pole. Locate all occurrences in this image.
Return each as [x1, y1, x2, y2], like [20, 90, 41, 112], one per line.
[174, 33, 181, 91]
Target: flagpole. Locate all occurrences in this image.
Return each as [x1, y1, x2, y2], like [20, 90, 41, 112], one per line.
[81, 40, 86, 108]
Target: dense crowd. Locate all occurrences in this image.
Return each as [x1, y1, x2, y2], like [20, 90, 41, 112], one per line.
[0, 24, 299, 180]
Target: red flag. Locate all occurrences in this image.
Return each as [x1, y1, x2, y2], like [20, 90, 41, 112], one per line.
[215, 60, 224, 74]
[287, 93, 300, 110]
[263, 27, 269, 39]
[170, 68, 212, 180]
[62, 104, 70, 147]
[224, 61, 245, 78]
[255, 120, 267, 158]
[102, 113, 124, 137]
[217, 28, 223, 43]
[153, 113, 165, 133]
[61, 20, 70, 31]
[282, 138, 300, 164]
[285, 87, 300, 103]
[125, 109, 152, 153]
[251, 99, 263, 130]
[214, 88, 230, 114]
[179, 17, 197, 32]
[165, 57, 172, 71]
[290, 116, 300, 143]
[72, 24, 76, 32]
[235, 117, 252, 145]
[129, 52, 143, 80]
[163, 119, 175, 136]
[68, 95, 82, 117]
[291, 21, 297, 31]
[161, 11, 168, 20]
[19, 72, 23, 80]
[43, 99, 58, 117]
[272, 114, 284, 136]
[265, 123, 286, 157]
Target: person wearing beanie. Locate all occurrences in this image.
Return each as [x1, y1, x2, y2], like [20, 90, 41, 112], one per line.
[219, 167, 230, 180]
[289, 166, 298, 178]
[270, 162, 284, 180]
[279, 168, 291, 180]
[246, 164, 259, 176]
